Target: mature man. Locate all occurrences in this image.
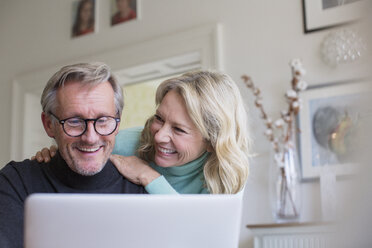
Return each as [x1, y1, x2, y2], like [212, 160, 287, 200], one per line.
[0, 62, 146, 247]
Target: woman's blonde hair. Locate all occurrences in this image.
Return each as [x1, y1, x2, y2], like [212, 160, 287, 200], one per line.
[138, 70, 250, 194]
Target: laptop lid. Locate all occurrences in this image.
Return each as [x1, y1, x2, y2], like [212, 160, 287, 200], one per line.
[24, 193, 242, 248]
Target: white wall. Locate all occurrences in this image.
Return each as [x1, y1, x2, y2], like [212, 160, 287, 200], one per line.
[0, 0, 368, 247]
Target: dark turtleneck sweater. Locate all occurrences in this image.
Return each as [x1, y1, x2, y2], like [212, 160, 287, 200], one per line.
[0, 152, 146, 248]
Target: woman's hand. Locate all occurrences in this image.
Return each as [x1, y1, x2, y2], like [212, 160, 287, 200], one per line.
[31, 145, 58, 163]
[110, 154, 161, 186]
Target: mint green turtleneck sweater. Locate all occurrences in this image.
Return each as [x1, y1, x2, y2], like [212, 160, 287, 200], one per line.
[112, 127, 209, 194]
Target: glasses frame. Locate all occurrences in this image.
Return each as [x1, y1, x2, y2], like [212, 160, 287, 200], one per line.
[49, 112, 120, 137]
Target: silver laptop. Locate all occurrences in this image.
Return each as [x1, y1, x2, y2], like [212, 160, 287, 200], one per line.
[24, 193, 242, 248]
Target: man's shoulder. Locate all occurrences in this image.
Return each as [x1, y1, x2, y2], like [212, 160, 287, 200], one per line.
[0, 159, 48, 199]
[0, 159, 44, 179]
[2, 159, 39, 171]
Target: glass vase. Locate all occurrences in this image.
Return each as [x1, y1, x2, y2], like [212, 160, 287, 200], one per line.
[269, 145, 301, 222]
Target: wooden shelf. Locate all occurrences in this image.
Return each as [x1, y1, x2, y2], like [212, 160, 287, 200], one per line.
[247, 221, 328, 229]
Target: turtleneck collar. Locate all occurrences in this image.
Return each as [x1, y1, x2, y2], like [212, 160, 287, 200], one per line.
[151, 152, 209, 177]
[48, 152, 121, 190]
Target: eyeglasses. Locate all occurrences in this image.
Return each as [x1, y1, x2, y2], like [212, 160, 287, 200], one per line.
[49, 113, 120, 137]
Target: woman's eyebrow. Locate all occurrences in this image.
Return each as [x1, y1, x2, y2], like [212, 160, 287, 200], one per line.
[155, 110, 192, 131]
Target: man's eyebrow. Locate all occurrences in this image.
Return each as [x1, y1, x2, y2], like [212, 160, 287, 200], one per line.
[60, 112, 117, 119]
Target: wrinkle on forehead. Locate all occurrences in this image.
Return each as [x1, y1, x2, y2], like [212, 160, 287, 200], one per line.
[56, 81, 116, 118]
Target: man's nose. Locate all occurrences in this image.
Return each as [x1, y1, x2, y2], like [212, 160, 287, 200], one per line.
[81, 122, 99, 143]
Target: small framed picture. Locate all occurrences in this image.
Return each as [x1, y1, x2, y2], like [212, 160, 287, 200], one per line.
[298, 80, 371, 179]
[111, 0, 139, 26]
[302, 0, 367, 33]
[71, 0, 96, 38]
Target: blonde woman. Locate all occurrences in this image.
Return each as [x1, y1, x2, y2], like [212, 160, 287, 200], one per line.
[34, 70, 250, 194]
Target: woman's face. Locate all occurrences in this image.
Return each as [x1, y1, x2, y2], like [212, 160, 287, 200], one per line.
[116, 0, 130, 13]
[80, 1, 93, 23]
[150, 90, 208, 167]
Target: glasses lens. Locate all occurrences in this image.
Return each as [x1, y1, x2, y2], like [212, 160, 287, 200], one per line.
[95, 117, 118, 135]
[64, 117, 86, 136]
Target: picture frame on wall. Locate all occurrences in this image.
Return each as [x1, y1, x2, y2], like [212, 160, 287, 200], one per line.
[71, 0, 96, 38]
[302, 0, 367, 33]
[298, 80, 370, 179]
[111, 0, 139, 26]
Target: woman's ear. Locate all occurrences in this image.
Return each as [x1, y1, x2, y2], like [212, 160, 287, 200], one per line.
[41, 112, 55, 138]
[206, 142, 213, 153]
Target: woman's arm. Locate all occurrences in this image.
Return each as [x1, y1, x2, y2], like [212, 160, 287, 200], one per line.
[110, 154, 179, 194]
[110, 154, 160, 186]
[144, 176, 178, 194]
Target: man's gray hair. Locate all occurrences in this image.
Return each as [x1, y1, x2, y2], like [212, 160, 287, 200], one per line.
[41, 62, 124, 116]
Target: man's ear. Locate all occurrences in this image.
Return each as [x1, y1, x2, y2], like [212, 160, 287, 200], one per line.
[113, 120, 120, 136]
[41, 112, 55, 138]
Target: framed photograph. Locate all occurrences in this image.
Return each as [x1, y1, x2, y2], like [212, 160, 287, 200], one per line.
[111, 0, 139, 26]
[298, 81, 370, 179]
[71, 0, 96, 38]
[302, 0, 367, 33]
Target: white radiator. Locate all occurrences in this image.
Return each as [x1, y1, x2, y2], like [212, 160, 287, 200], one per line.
[247, 222, 333, 248]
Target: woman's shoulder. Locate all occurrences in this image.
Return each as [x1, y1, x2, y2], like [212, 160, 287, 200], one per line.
[117, 126, 143, 139]
[113, 127, 144, 156]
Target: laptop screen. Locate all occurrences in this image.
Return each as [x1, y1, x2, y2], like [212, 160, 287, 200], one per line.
[24, 193, 242, 248]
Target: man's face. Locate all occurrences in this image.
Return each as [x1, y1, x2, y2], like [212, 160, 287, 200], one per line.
[42, 81, 119, 176]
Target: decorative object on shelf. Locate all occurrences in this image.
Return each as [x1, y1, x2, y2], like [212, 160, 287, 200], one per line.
[302, 0, 367, 33]
[268, 133, 301, 222]
[298, 80, 369, 179]
[242, 59, 307, 222]
[321, 28, 366, 66]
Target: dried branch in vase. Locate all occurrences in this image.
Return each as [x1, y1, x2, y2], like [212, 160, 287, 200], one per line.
[242, 59, 307, 220]
[241, 59, 307, 161]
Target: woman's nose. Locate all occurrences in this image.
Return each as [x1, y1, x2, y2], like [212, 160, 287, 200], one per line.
[154, 125, 171, 143]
